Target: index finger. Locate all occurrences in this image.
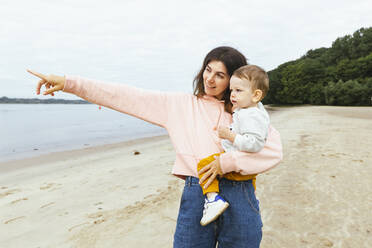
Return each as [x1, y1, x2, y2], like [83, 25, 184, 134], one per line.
[27, 69, 47, 80]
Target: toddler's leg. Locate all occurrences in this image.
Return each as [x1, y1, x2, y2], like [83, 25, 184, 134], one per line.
[197, 154, 229, 226]
[197, 154, 220, 195]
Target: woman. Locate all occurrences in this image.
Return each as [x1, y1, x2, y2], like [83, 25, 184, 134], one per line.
[28, 46, 282, 247]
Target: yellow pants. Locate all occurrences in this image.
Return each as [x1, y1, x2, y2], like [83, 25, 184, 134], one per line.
[197, 152, 256, 195]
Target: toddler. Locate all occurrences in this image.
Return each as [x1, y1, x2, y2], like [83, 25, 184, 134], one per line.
[198, 64, 270, 226]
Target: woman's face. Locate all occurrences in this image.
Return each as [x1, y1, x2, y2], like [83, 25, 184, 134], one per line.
[202, 60, 230, 100]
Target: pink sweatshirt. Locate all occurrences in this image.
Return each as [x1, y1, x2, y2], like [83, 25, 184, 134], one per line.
[63, 76, 283, 178]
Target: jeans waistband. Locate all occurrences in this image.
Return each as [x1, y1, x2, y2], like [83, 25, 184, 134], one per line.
[185, 176, 252, 186]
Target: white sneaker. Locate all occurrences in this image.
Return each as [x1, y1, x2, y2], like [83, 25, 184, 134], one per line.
[200, 195, 229, 226]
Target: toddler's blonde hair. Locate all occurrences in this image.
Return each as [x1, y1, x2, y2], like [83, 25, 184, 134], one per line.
[233, 65, 269, 99]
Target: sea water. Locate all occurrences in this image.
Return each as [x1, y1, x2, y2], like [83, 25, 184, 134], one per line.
[0, 104, 166, 162]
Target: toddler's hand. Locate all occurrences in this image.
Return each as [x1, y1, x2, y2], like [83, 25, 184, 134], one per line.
[217, 126, 231, 139]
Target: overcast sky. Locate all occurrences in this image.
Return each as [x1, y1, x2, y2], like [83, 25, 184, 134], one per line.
[1, 0, 371, 99]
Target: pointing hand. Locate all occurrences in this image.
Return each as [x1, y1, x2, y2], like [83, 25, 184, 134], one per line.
[27, 69, 65, 96]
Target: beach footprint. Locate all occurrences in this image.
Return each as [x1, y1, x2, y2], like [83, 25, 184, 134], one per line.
[87, 212, 106, 224]
[40, 202, 55, 209]
[40, 182, 62, 191]
[4, 216, 26, 224]
[0, 188, 21, 199]
[10, 197, 28, 204]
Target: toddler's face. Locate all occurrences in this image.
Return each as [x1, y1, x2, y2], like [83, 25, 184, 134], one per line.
[229, 76, 256, 109]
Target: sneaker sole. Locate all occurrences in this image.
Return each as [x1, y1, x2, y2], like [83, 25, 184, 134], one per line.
[200, 202, 229, 226]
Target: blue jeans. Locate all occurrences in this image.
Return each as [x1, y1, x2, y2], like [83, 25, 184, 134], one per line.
[174, 177, 262, 248]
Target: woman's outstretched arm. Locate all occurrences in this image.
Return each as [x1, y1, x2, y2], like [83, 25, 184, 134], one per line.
[28, 70, 172, 128]
[63, 75, 171, 127]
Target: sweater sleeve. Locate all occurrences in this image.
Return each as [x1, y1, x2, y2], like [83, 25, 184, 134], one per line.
[63, 75, 173, 128]
[219, 125, 283, 175]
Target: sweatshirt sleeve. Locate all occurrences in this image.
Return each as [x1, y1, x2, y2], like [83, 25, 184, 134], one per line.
[63, 75, 173, 128]
[219, 125, 283, 175]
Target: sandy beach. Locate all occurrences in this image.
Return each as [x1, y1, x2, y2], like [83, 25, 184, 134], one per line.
[1, 106, 371, 247]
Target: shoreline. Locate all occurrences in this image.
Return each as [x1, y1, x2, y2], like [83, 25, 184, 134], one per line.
[0, 134, 170, 173]
[0, 103, 167, 163]
[0, 131, 167, 164]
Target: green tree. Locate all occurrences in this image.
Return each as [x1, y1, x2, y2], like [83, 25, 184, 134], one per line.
[267, 26, 372, 106]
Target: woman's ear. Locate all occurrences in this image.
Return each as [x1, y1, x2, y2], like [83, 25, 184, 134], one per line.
[252, 89, 263, 103]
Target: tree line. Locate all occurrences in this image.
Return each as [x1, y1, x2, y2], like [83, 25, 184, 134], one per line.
[263, 27, 372, 106]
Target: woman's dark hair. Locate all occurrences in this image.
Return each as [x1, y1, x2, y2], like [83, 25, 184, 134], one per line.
[193, 46, 248, 113]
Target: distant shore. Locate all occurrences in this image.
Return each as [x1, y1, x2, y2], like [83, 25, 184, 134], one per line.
[0, 96, 89, 104]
